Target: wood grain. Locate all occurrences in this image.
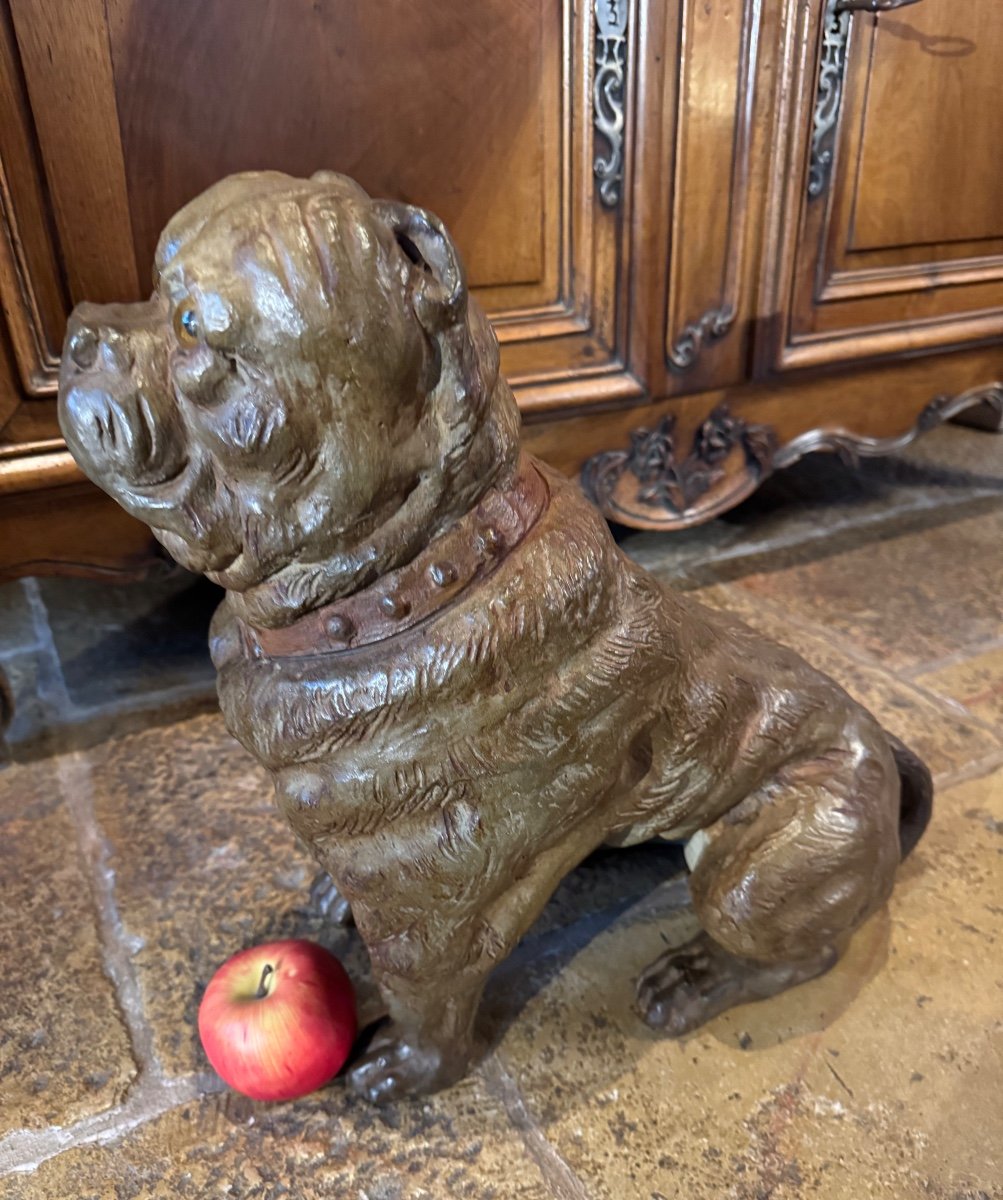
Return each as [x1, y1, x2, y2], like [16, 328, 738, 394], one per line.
[7, 0, 141, 303]
[0, 0, 1000, 576]
[851, 2, 1003, 250]
[766, 0, 1003, 371]
[0, 482, 159, 582]
[662, 0, 762, 388]
[0, 0, 67, 395]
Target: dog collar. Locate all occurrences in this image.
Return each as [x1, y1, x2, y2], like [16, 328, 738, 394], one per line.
[243, 455, 549, 659]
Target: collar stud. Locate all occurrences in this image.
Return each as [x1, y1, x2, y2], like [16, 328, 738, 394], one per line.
[429, 561, 458, 587]
[380, 593, 411, 619]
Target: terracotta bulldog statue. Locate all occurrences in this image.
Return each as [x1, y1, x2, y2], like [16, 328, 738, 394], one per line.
[58, 170, 931, 1103]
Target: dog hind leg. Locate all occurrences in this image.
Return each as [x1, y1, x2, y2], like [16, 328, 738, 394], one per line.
[637, 729, 901, 1035]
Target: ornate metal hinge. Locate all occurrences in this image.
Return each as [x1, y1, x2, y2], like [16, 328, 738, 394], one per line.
[808, 0, 925, 198]
[593, 0, 628, 207]
[807, 0, 852, 199]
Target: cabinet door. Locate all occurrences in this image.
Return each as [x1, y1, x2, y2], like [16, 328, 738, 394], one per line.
[3, 0, 642, 420]
[764, 0, 1003, 371]
[654, 0, 768, 397]
[0, 3, 66, 415]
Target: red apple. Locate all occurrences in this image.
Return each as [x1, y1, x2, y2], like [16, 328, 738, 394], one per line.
[198, 938, 356, 1101]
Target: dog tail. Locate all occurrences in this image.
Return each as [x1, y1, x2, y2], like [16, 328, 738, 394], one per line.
[886, 731, 933, 859]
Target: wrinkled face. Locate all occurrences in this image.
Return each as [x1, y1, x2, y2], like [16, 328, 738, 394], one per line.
[58, 171, 462, 591]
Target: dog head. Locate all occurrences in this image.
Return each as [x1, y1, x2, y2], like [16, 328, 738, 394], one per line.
[58, 170, 520, 626]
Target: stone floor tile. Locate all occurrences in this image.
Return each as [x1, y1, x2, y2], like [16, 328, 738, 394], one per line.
[28, 689, 220, 765]
[0, 651, 51, 757]
[4, 1074, 556, 1200]
[0, 757, 136, 1135]
[616, 426, 1003, 589]
[0, 582, 38, 654]
[3, 424, 1001, 1195]
[36, 571, 220, 711]
[901, 419, 1003, 481]
[82, 712, 389, 1079]
[491, 766, 1003, 1200]
[913, 642, 1003, 729]
[82, 710, 692, 1091]
[725, 507, 1003, 672]
[690, 584, 1002, 779]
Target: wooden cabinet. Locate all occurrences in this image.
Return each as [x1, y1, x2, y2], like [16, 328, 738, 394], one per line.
[766, 0, 1003, 370]
[2, 0, 1001, 576]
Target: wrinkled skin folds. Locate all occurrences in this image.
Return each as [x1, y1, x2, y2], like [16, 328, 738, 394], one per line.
[59, 170, 930, 1103]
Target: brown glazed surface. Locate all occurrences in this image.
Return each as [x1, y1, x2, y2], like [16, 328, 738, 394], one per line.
[57, 171, 929, 1103]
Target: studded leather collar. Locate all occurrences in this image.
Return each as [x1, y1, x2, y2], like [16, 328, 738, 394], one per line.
[244, 456, 549, 659]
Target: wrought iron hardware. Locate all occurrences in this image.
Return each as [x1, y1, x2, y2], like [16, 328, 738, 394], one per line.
[593, 0, 628, 207]
[667, 306, 737, 372]
[808, 0, 925, 199]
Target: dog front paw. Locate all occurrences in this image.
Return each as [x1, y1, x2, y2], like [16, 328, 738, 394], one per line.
[347, 1027, 467, 1103]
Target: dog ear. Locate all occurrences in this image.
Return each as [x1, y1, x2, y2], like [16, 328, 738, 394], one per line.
[373, 200, 467, 333]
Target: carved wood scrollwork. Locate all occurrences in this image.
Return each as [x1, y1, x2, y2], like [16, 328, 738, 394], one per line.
[773, 383, 1003, 469]
[580, 404, 777, 529]
[580, 384, 1003, 531]
[592, 0, 628, 208]
[667, 306, 737, 372]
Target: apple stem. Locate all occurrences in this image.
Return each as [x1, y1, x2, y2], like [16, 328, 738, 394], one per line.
[256, 963, 274, 999]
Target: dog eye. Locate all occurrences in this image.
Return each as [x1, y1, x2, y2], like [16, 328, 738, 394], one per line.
[172, 303, 202, 347]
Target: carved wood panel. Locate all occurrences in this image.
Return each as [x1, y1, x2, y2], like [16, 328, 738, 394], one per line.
[1, 0, 643, 422]
[660, 0, 764, 394]
[764, 0, 1003, 372]
[0, 1, 68, 400]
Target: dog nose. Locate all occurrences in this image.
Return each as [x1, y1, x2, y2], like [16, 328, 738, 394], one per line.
[66, 321, 134, 373]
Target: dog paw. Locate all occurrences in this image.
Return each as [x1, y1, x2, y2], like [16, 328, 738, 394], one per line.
[347, 1028, 460, 1104]
[635, 936, 737, 1037]
[308, 871, 354, 926]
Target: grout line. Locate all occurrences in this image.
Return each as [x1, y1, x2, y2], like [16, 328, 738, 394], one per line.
[18, 580, 183, 1123]
[481, 1055, 596, 1200]
[666, 489, 1003, 595]
[931, 747, 1003, 793]
[0, 581, 44, 657]
[0, 1072, 224, 1176]
[66, 675, 217, 725]
[901, 636, 1003, 681]
[20, 577, 216, 723]
[20, 579, 74, 725]
[886, 673, 1003, 746]
[55, 751, 163, 1078]
[665, 486, 1003, 585]
[716, 583, 1003, 746]
[0, 647, 37, 664]
[22, 581, 161, 1069]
